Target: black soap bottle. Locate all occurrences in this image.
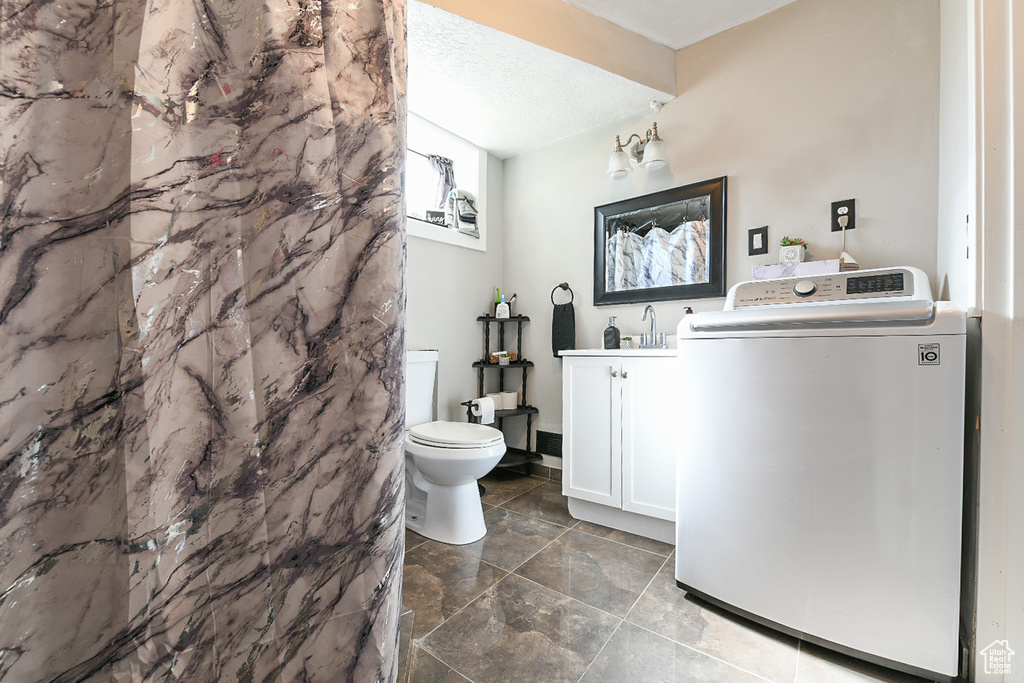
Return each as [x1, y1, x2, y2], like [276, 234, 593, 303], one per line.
[603, 316, 620, 350]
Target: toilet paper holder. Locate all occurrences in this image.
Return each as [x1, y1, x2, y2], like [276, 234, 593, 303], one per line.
[461, 399, 483, 422]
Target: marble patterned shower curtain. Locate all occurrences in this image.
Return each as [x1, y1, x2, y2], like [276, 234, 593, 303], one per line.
[0, 0, 406, 679]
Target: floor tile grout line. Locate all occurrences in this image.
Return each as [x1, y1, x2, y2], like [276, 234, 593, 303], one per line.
[473, 506, 573, 573]
[411, 642, 477, 683]
[627, 621, 778, 683]
[505, 523, 575, 574]
[406, 547, 511, 643]
[401, 486, 826, 683]
[403, 538, 428, 554]
[480, 477, 547, 507]
[511, 572, 638, 623]
[420, 569, 637, 682]
[493, 498, 578, 529]
[492, 479, 561, 503]
[621, 555, 786, 683]
[410, 571, 776, 683]
[404, 508, 575, 645]
[417, 538, 510, 576]
[414, 573, 528, 682]
[571, 525, 673, 559]
[621, 553, 673, 619]
[574, 618, 627, 683]
[507, 530, 666, 621]
[495, 483, 671, 557]
[486, 502, 570, 532]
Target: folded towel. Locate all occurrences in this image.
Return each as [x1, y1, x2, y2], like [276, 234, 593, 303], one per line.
[552, 302, 575, 357]
[446, 189, 479, 238]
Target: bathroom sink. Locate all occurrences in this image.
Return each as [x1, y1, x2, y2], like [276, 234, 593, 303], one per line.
[559, 348, 676, 357]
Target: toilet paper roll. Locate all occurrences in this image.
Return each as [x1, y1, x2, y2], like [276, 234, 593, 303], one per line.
[501, 391, 518, 410]
[471, 397, 495, 424]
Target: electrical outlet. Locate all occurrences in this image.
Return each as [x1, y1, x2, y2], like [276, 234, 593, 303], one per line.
[831, 199, 856, 231]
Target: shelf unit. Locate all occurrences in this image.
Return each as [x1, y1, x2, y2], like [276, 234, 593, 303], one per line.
[471, 315, 541, 468]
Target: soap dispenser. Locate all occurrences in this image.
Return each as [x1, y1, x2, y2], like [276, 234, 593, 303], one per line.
[603, 316, 620, 350]
[495, 295, 510, 319]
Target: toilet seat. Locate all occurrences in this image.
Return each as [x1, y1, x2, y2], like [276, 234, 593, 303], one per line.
[408, 421, 504, 449]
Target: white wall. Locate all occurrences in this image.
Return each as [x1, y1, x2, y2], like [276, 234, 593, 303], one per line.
[503, 0, 941, 446]
[972, 0, 1024, 679]
[937, 0, 977, 307]
[406, 154, 504, 421]
[936, 0, 981, 676]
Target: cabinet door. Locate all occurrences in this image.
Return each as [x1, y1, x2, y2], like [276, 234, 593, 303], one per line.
[562, 357, 621, 507]
[621, 357, 678, 521]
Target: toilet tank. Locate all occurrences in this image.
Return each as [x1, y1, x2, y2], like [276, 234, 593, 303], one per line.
[406, 350, 439, 428]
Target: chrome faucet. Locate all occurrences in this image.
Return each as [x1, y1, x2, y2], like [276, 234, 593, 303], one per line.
[640, 305, 666, 348]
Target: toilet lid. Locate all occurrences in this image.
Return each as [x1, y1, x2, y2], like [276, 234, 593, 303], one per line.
[408, 421, 505, 448]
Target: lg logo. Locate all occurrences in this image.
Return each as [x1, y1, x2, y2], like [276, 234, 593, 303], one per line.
[918, 343, 940, 365]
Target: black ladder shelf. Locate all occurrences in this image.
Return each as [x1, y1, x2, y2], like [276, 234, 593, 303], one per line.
[469, 314, 541, 469]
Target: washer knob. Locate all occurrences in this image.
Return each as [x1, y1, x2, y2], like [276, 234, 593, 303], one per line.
[793, 280, 817, 297]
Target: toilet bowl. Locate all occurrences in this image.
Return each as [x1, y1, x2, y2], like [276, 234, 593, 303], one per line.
[405, 351, 506, 545]
[405, 421, 505, 545]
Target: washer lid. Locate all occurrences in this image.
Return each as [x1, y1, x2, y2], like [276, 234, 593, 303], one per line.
[408, 421, 505, 448]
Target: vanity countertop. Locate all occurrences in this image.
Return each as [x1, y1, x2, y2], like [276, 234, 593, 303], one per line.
[559, 348, 677, 357]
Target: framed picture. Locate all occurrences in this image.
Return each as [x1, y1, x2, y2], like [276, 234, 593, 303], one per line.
[594, 177, 727, 305]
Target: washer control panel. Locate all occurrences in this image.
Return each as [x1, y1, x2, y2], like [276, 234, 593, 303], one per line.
[732, 269, 913, 307]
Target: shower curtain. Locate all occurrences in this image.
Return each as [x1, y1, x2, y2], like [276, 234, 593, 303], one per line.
[0, 0, 406, 680]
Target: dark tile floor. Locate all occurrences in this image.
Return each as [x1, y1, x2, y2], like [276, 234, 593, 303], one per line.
[399, 470, 936, 683]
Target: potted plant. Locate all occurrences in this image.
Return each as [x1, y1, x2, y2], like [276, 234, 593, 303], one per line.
[779, 236, 807, 264]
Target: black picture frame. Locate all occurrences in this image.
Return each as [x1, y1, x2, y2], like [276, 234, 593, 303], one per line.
[594, 177, 727, 306]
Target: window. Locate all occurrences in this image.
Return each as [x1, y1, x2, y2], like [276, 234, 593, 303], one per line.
[406, 113, 487, 252]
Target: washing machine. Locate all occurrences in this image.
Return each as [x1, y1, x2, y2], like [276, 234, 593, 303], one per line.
[675, 266, 965, 682]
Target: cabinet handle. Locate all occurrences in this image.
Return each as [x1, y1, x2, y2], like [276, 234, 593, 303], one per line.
[621, 371, 628, 379]
[611, 369, 618, 377]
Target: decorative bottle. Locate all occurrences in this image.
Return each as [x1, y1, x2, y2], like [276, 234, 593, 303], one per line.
[603, 316, 620, 350]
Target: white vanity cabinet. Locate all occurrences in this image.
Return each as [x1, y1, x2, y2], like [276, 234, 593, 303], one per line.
[561, 350, 678, 543]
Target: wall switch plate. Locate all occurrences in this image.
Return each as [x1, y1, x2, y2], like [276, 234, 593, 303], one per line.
[831, 199, 856, 231]
[748, 226, 768, 255]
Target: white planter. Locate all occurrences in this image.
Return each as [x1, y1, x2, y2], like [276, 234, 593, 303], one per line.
[779, 245, 806, 263]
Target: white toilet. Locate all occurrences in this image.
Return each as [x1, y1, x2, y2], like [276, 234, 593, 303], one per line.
[405, 351, 506, 545]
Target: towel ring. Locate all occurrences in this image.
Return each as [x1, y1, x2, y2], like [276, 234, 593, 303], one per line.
[551, 282, 574, 305]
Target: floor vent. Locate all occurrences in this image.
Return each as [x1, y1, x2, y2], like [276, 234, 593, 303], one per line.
[536, 431, 563, 458]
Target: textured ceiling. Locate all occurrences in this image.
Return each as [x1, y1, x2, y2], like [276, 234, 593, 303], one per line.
[562, 0, 800, 50]
[407, 0, 799, 159]
[407, 1, 672, 160]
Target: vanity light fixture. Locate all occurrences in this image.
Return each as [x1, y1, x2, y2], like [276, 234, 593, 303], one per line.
[607, 122, 668, 179]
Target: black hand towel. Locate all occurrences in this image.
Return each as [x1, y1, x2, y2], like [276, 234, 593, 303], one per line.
[552, 302, 576, 357]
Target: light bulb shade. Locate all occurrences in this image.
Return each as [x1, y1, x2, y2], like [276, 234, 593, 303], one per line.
[640, 138, 668, 170]
[607, 150, 632, 178]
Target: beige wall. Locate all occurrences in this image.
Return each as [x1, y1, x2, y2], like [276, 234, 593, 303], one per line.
[502, 0, 941, 449]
